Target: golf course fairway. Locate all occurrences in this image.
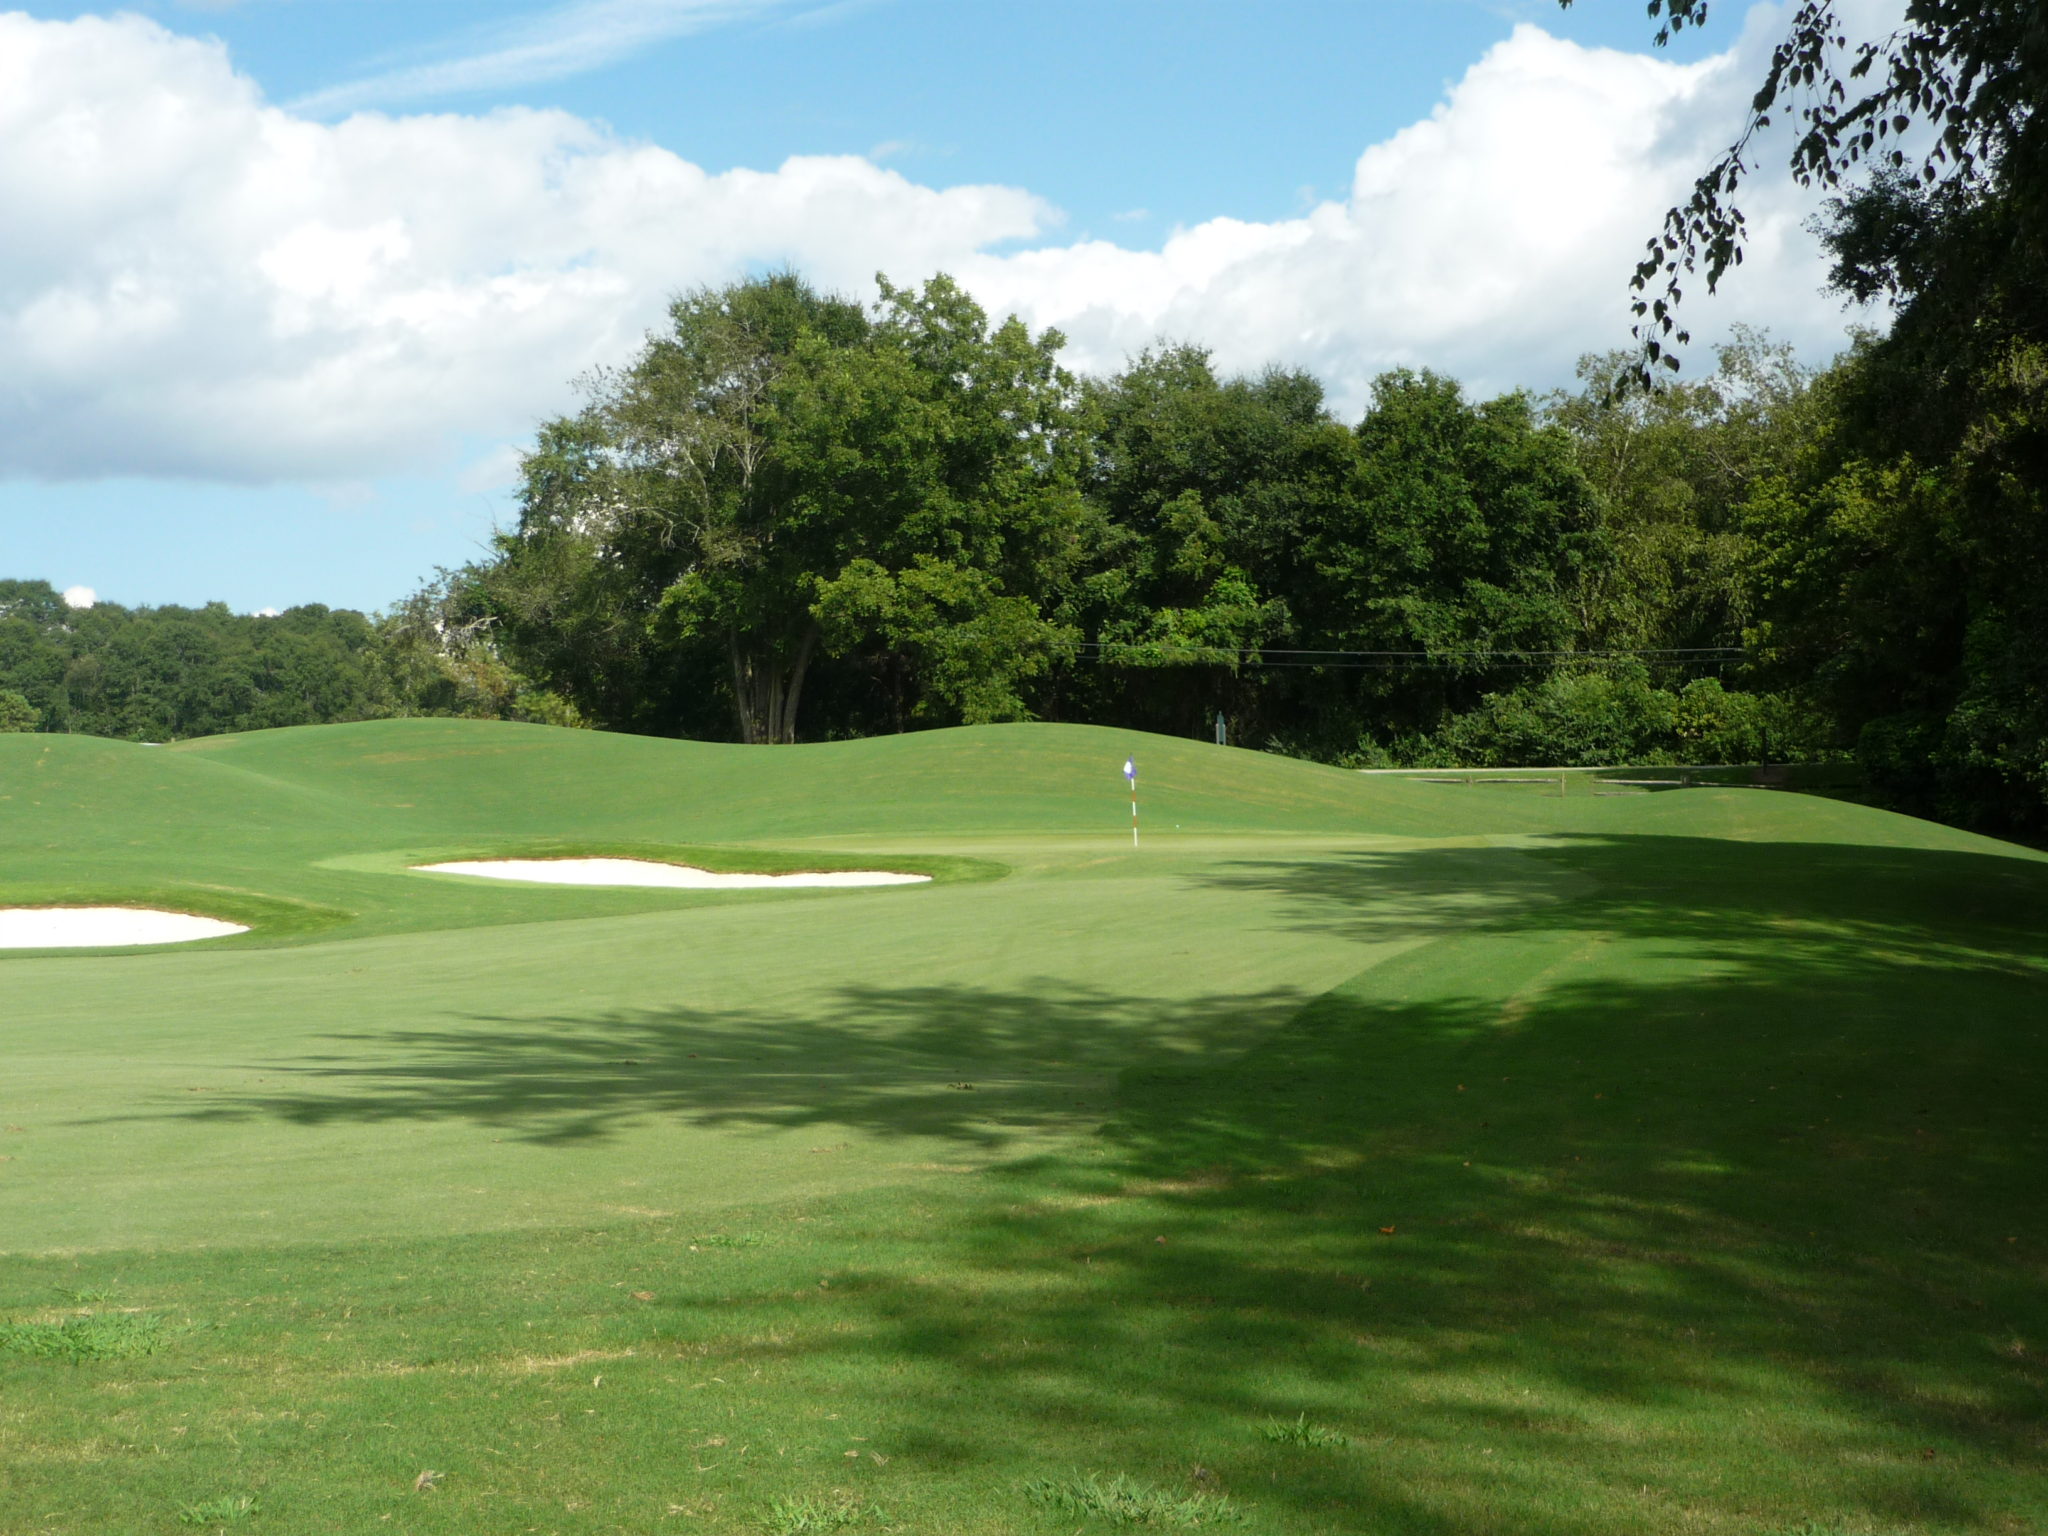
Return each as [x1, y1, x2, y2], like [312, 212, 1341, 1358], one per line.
[2, 719, 2044, 1534]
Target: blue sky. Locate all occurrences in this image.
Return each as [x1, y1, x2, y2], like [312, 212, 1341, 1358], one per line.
[0, 0, 1860, 615]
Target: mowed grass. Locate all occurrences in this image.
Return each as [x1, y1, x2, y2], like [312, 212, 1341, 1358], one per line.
[2, 720, 2045, 1534]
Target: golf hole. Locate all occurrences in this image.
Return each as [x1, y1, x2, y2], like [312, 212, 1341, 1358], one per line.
[0, 907, 251, 949]
[412, 857, 931, 889]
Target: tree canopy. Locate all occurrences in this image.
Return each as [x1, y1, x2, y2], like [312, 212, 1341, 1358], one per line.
[485, 272, 1086, 744]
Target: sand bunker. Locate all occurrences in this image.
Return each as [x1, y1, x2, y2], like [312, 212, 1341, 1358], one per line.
[414, 857, 930, 889]
[0, 907, 250, 949]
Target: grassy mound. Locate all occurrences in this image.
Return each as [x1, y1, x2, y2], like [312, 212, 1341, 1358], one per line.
[1, 720, 2043, 1533]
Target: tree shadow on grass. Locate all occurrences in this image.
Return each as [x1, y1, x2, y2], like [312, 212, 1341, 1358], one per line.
[128, 831, 2048, 1531]
[853, 834, 2047, 1531]
[799, 911, 2047, 1528]
[158, 979, 1321, 1147]
[1192, 831, 2048, 964]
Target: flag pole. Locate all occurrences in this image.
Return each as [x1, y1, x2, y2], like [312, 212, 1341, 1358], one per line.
[1124, 756, 1138, 847]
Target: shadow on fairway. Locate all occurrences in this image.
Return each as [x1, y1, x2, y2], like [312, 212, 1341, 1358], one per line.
[165, 979, 1319, 1148]
[136, 832, 2048, 1532]
[806, 834, 2046, 1532]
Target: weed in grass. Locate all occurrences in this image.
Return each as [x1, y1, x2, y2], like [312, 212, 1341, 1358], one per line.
[0, 1311, 171, 1360]
[177, 1492, 260, 1527]
[1023, 1473, 1244, 1527]
[692, 1232, 767, 1249]
[761, 1493, 879, 1534]
[53, 1284, 117, 1304]
[1258, 1412, 1349, 1449]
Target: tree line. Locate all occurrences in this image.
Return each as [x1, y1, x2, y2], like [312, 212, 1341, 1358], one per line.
[7, 206, 2043, 837]
[0, 580, 581, 743]
[436, 272, 1816, 768]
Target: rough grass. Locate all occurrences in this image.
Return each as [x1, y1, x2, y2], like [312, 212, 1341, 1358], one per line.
[760, 1493, 883, 1534]
[0, 1311, 173, 1361]
[1024, 1472, 1243, 1527]
[177, 1493, 260, 1527]
[2, 720, 2045, 1534]
[1256, 1414, 1348, 1450]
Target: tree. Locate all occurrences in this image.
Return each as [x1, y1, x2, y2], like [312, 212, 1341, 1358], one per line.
[0, 687, 37, 733]
[1545, 326, 1821, 655]
[0, 583, 413, 741]
[1564, 0, 2046, 378]
[1298, 371, 1607, 749]
[498, 271, 1086, 743]
[1069, 347, 1350, 740]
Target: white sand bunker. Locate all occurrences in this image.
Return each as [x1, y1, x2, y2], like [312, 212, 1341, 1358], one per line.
[0, 907, 250, 948]
[414, 857, 930, 889]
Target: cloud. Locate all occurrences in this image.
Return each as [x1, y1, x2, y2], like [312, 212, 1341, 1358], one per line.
[293, 0, 792, 116]
[0, 13, 1050, 482]
[62, 586, 97, 609]
[959, 10, 1869, 403]
[0, 7, 1876, 488]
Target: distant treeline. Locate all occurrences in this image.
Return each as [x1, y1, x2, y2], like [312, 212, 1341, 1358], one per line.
[0, 581, 580, 743]
[8, 233, 2044, 839]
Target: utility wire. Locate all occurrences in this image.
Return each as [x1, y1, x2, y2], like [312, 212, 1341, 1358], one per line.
[1073, 640, 1745, 671]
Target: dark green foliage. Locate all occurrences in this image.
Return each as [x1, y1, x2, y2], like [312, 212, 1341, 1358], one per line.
[0, 578, 573, 742]
[1299, 371, 1605, 748]
[0, 582, 389, 740]
[1063, 346, 1352, 742]
[1424, 668, 1820, 769]
[1734, 41, 2048, 835]
[486, 270, 1086, 744]
[1544, 328, 1818, 655]
[1432, 665, 1680, 768]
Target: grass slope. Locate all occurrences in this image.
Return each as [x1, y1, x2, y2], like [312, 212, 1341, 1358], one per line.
[2, 720, 2044, 1535]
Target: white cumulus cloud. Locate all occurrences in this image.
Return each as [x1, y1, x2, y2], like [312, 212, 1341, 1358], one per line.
[0, 7, 1875, 489]
[62, 585, 97, 609]
[962, 11, 1869, 401]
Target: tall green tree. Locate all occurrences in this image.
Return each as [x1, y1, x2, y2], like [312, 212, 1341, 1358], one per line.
[496, 272, 1086, 743]
[1545, 327, 1820, 656]
[1298, 371, 1607, 751]
[1068, 347, 1350, 739]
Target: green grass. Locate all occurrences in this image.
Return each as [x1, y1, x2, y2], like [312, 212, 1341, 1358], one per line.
[0, 1311, 174, 1361]
[2, 719, 2045, 1533]
[1258, 1414, 1349, 1450]
[175, 1493, 260, 1528]
[1024, 1471, 1243, 1526]
[761, 1492, 886, 1533]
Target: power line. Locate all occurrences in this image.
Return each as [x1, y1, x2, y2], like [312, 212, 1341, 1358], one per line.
[1073, 640, 1745, 671]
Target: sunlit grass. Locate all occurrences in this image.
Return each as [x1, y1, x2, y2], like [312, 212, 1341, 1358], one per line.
[3, 720, 2044, 1533]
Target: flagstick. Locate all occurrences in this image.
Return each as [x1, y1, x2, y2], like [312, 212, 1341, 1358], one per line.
[1131, 785, 1139, 847]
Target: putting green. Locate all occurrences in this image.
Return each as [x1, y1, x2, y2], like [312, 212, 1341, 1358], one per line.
[3, 720, 2044, 1535]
